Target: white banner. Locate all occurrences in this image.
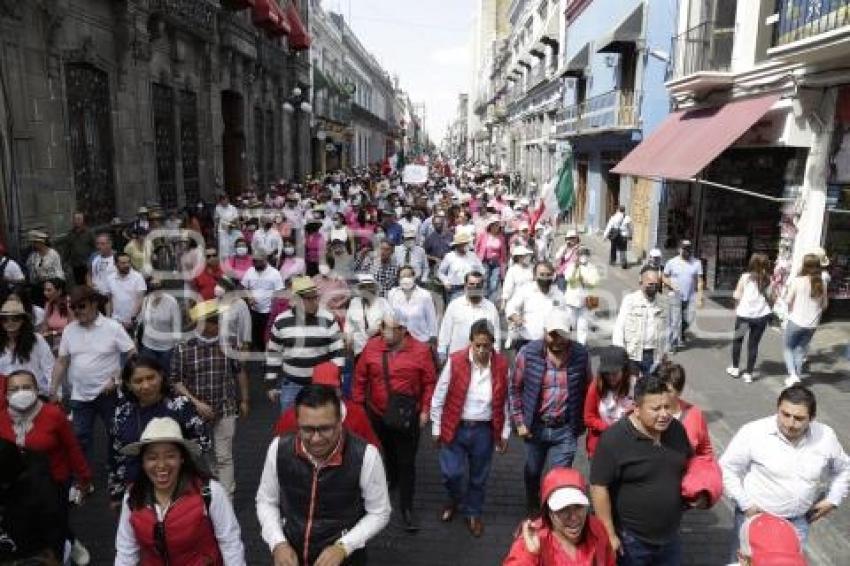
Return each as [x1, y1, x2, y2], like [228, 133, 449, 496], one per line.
[402, 164, 429, 185]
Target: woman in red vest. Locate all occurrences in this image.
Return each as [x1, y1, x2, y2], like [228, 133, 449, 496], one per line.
[114, 417, 246, 566]
[582, 346, 637, 459]
[430, 319, 509, 538]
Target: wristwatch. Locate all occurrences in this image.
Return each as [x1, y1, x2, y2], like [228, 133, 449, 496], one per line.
[334, 541, 349, 557]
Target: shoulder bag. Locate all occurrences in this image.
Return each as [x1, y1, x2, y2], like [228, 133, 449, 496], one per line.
[380, 351, 418, 433]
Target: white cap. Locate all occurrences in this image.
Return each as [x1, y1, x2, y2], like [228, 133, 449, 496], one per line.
[356, 273, 376, 285]
[511, 245, 533, 257]
[403, 226, 417, 239]
[330, 228, 348, 243]
[547, 487, 589, 511]
[649, 248, 662, 258]
[543, 309, 573, 335]
[565, 228, 579, 239]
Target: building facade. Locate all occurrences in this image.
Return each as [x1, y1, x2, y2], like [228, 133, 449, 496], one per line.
[0, 0, 312, 246]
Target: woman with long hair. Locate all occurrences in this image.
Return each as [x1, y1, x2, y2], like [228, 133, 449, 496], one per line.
[115, 417, 245, 565]
[108, 355, 209, 509]
[726, 253, 774, 384]
[783, 253, 828, 387]
[0, 297, 55, 396]
[0, 369, 92, 563]
[582, 346, 636, 459]
[42, 277, 73, 355]
[475, 217, 507, 303]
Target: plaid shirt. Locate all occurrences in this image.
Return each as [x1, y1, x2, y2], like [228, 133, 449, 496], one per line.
[170, 337, 241, 418]
[511, 349, 569, 424]
[354, 253, 399, 297]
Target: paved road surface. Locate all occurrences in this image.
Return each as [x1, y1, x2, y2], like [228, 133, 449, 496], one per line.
[71, 234, 849, 565]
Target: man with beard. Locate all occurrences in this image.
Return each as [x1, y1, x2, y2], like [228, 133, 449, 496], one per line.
[423, 210, 452, 268]
[613, 267, 669, 377]
[105, 253, 147, 334]
[240, 247, 284, 351]
[510, 309, 591, 516]
[590, 375, 693, 565]
[437, 271, 501, 365]
[662, 240, 704, 350]
[506, 261, 565, 353]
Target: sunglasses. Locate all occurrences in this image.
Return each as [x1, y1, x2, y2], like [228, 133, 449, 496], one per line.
[298, 424, 337, 438]
[0, 315, 25, 322]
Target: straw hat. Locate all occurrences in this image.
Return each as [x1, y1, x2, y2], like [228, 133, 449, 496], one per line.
[0, 298, 28, 318]
[451, 232, 472, 246]
[511, 244, 533, 257]
[120, 417, 201, 457]
[291, 276, 318, 295]
[189, 299, 227, 322]
[27, 230, 49, 244]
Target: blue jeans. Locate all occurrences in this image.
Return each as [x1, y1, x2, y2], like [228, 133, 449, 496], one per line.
[618, 529, 682, 566]
[279, 380, 305, 412]
[637, 349, 656, 377]
[139, 346, 174, 374]
[668, 294, 693, 348]
[439, 422, 494, 518]
[69, 392, 118, 467]
[730, 507, 808, 562]
[523, 423, 577, 509]
[483, 260, 501, 303]
[783, 320, 816, 377]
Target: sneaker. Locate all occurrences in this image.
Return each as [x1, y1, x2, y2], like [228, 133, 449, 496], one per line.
[742, 373, 753, 384]
[784, 375, 802, 388]
[71, 539, 90, 565]
[726, 367, 740, 379]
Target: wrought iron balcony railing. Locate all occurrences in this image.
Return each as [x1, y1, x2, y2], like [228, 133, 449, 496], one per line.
[773, 0, 850, 47]
[667, 21, 734, 81]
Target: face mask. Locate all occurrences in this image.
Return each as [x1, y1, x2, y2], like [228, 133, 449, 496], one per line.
[400, 277, 415, 290]
[214, 285, 225, 298]
[283, 246, 295, 256]
[682, 250, 692, 259]
[644, 284, 659, 299]
[466, 287, 483, 302]
[235, 246, 248, 256]
[579, 256, 589, 265]
[273, 216, 282, 224]
[404, 240, 415, 249]
[254, 262, 267, 271]
[433, 220, 444, 230]
[8, 390, 37, 412]
[334, 221, 343, 228]
[537, 277, 553, 292]
[319, 264, 331, 276]
[264, 223, 273, 230]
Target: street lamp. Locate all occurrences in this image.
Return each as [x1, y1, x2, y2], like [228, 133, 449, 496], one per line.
[282, 86, 312, 181]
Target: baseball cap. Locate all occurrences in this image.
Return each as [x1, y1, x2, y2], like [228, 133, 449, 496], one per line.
[739, 513, 806, 566]
[547, 486, 590, 511]
[680, 239, 693, 248]
[543, 309, 573, 335]
[598, 345, 628, 373]
[649, 248, 662, 258]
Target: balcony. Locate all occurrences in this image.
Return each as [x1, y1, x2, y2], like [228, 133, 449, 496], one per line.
[666, 21, 734, 95]
[553, 90, 641, 138]
[768, 0, 850, 64]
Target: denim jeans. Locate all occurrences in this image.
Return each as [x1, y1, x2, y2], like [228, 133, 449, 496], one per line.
[279, 380, 305, 412]
[523, 423, 577, 509]
[731, 315, 769, 374]
[618, 529, 682, 566]
[730, 506, 809, 562]
[483, 260, 501, 303]
[637, 349, 656, 378]
[668, 294, 693, 348]
[69, 391, 118, 467]
[439, 422, 494, 518]
[783, 320, 817, 377]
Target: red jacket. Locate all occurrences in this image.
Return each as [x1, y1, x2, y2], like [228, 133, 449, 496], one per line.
[439, 348, 508, 444]
[352, 334, 437, 417]
[679, 399, 713, 457]
[0, 402, 91, 486]
[582, 379, 634, 459]
[129, 479, 222, 566]
[274, 399, 382, 449]
[678, 399, 721, 508]
[192, 266, 224, 301]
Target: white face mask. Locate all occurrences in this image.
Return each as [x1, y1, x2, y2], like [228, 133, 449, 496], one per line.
[235, 246, 248, 256]
[400, 277, 415, 290]
[579, 256, 589, 265]
[8, 389, 37, 412]
[283, 246, 295, 256]
[213, 285, 225, 298]
[319, 264, 331, 276]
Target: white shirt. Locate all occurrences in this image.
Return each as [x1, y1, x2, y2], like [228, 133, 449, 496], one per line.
[253, 227, 283, 258]
[387, 286, 438, 343]
[214, 203, 239, 230]
[0, 256, 25, 282]
[398, 216, 422, 241]
[505, 285, 566, 341]
[0, 334, 55, 395]
[345, 296, 391, 355]
[394, 244, 430, 282]
[563, 262, 601, 308]
[786, 276, 827, 328]
[430, 351, 511, 440]
[241, 267, 283, 314]
[58, 315, 135, 401]
[437, 297, 501, 357]
[115, 480, 246, 566]
[734, 273, 772, 319]
[255, 437, 391, 556]
[501, 263, 533, 304]
[221, 298, 252, 349]
[106, 270, 147, 324]
[438, 251, 484, 286]
[90, 253, 117, 294]
[720, 415, 850, 518]
[140, 292, 182, 351]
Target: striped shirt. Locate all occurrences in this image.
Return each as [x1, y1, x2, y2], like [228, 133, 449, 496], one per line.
[264, 307, 345, 385]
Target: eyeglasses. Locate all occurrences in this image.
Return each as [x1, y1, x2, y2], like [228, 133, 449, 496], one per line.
[298, 424, 337, 438]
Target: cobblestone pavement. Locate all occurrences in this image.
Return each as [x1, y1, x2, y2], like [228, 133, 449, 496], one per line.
[71, 235, 849, 565]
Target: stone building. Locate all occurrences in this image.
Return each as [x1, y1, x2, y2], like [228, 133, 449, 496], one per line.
[0, 0, 312, 248]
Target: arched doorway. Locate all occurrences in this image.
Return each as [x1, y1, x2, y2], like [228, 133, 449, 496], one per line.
[221, 90, 245, 195]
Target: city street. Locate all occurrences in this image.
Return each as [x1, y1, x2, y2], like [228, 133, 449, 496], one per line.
[70, 234, 850, 566]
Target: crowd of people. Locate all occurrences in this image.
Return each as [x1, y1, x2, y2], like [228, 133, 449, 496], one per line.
[0, 162, 846, 566]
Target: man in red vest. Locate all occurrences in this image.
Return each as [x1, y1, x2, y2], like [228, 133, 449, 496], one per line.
[430, 319, 509, 538]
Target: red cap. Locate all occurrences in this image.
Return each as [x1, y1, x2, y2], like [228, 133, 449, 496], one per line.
[741, 514, 806, 566]
[312, 361, 341, 387]
[540, 467, 587, 506]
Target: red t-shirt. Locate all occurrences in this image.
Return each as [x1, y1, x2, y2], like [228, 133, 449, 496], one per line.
[193, 266, 223, 300]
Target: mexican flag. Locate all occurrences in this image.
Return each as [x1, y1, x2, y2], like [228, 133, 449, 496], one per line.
[531, 154, 575, 233]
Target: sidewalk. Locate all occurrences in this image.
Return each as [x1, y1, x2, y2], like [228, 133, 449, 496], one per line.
[580, 233, 850, 566]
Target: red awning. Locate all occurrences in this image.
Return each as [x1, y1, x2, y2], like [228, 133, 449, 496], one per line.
[285, 2, 312, 50]
[612, 94, 781, 181]
[253, 0, 291, 36]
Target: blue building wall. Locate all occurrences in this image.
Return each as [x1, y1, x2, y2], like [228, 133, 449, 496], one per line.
[561, 0, 677, 241]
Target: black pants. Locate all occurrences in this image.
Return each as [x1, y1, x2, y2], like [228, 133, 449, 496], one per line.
[72, 265, 88, 286]
[369, 413, 420, 512]
[609, 235, 626, 266]
[250, 309, 269, 351]
[731, 315, 770, 374]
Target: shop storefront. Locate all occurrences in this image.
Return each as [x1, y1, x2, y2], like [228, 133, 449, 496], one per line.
[823, 86, 850, 316]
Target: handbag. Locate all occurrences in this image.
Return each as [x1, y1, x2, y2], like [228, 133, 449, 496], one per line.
[585, 295, 600, 310]
[380, 351, 418, 433]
